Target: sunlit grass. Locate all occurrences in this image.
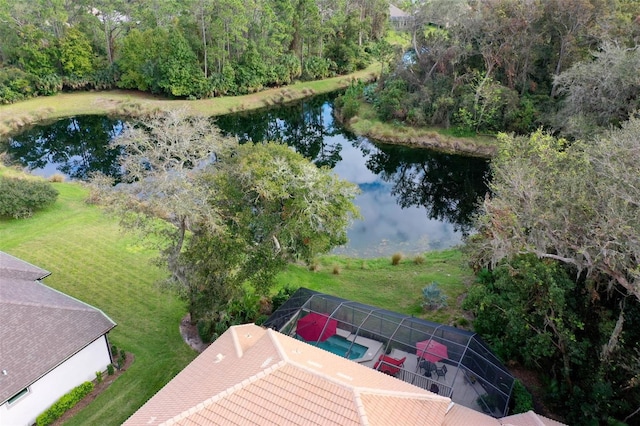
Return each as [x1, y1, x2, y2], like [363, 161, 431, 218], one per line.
[275, 251, 473, 325]
[0, 176, 196, 425]
[347, 104, 497, 158]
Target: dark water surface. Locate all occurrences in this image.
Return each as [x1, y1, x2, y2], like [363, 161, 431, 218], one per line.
[4, 95, 489, 257]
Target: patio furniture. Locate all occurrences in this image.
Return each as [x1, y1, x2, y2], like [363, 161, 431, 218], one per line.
[296, 312, 337, 342]
[419, 360, 436, 377]
[374, 354, 406, 376]
[435, 364, 447, 380]
[416, 339, 448, 363]
[430, 384, 440, 395]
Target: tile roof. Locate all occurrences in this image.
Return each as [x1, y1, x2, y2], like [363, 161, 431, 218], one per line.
[501, 411, 566, 426]
[125, 324, 451, 426]
[126, 324, 567, 426]
[0, 253, 116, 404]
[389, 4, 410, 18]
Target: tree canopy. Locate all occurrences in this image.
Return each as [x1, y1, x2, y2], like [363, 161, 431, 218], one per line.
[0, 0, 388, 101]
[89, 110, 359, 336]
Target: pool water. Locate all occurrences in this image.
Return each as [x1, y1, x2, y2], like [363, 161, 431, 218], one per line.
[298, 334, 368, 360]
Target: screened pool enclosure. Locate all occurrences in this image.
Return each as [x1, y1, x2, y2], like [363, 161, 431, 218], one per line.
[264, 288, 515, 417]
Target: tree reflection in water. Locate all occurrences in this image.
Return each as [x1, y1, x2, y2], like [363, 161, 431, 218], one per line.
[3, 94, 490, 256]
[365, 142, 489, 235]
[5, 116, 124, 181]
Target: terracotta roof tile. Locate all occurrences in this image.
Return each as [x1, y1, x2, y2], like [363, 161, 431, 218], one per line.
[501, 410, 566, 426]
[126, 324, 564, 426]
[125, 325, 447, 426]
[443, 403, 501, 426]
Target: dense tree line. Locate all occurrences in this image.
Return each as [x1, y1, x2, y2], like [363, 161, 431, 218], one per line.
[348, 0, 640, 423]
[369, 0, 640, 137]
[0, 0, 388, 102]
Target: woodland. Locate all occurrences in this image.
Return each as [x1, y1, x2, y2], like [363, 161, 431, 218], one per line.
[2, 0, 640, 424]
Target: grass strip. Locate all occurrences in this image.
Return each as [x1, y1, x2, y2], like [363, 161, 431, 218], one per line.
[0, 65, 380, 139]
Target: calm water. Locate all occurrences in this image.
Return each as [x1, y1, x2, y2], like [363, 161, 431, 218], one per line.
[3, 95, 489, 257]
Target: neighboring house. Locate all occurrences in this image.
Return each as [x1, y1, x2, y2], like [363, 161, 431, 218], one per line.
[390, 4, 413, 31]
[0, 252, 116, 426]
[124, 324, 564, 426]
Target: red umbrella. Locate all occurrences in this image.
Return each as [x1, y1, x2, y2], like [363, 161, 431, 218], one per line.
[296, 312, 337, 342]
[416, 339, 448, 363]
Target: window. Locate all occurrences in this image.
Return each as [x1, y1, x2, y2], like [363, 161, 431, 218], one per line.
[7, 388, 29, 405]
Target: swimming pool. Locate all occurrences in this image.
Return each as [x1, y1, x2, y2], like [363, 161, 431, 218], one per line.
[298, 334, 369, 360]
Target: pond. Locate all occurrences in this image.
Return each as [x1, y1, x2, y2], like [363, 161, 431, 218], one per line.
[3, 94, 489, 258]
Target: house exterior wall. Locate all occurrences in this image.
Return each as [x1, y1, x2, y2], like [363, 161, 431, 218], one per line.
[0, 335, 111, 426]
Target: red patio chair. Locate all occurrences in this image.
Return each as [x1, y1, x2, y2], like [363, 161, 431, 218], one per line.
[374, 354, 406, 376]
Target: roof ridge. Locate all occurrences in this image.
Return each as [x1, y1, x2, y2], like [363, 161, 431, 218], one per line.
[352, 389, 369, 426]
[161, 359, 288, 426]
[2, 298, 100, 312]
[33, 281, 117, 325]
[356, 386, 450, 401]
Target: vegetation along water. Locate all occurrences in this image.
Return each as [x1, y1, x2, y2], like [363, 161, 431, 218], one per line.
[2, 0, 640, 424]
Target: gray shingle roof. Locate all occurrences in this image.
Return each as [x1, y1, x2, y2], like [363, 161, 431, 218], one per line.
[0, 252, 116, 404]
[0, 251, 50, 281]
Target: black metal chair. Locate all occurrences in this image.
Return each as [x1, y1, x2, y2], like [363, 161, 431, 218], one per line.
[419, 360, 435, 377]
[435, 364, 447, 380]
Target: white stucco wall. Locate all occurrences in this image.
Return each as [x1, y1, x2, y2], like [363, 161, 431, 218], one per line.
[0, 335, 111, 426]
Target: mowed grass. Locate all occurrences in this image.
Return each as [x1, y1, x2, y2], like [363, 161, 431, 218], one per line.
[1, 174, 475, 423]
[0, 181, 197, 425]
[277, 253, 474, 325]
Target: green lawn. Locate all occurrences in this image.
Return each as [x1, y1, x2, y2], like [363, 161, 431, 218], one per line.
[1, 176, 474, 424]
[277, 253, 473, 325]
[0, 181, 197, 425]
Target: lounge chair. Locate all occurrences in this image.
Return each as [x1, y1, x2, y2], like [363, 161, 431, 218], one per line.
[374, 354, 406, 376]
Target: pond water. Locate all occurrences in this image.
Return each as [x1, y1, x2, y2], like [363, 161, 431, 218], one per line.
[3, 94, 489, 258]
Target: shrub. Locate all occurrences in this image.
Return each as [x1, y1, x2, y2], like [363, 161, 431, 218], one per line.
[49, 174, 65, 183]
[107, 364, 115, 375]
[271, 284, 299, 312]
[302, 56, 332, 80]
[511, 379, 534, 414]
[422, 282, 448, 311]
[0, 176, 59, 218]
[391, 252, 403, 266]
[413, 255, 425, 265]
[36, 381, 94, 426]
[95, 370, 103, 383]
[332, 265, 341, 275]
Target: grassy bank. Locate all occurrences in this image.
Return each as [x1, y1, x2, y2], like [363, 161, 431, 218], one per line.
[343, 103, 498, 158]
[0, 65, 380, 139]
[0, 171, 474, 424]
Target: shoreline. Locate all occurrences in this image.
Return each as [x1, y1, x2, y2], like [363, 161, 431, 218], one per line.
[0, 62, 497, 159]
[0, 65, 380, 139]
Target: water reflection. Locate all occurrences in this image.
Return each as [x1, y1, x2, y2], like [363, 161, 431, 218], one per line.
[216, 94, 347, 168]
[216, 98, 490, 257]
[4, 116, 124, 181]
[3, 96, 489, 257]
